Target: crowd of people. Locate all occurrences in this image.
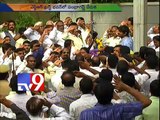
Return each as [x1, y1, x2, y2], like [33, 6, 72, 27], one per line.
[0, 16, 159, 120]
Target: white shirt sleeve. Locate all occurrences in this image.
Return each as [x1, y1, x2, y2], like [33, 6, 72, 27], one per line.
[48, 28, 57, 43]
[135, 73, 150, 86]
[24, 28, 34, 40]
[49, 104, 71, 120]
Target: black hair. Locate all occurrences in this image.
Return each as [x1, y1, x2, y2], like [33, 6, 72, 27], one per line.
[55, 20, 64, 26]
[64, 39, 72, 48]
[138, 46, 147, 60]
[14, 48, 25, 53]
[61, 59, 70, 70]
[69, 22, 77, 27]
[8, 20, 16, 25]
[120, 46, 130, 55]
[118, 25, 130, 37]
[4, 36, 10, 39]
[30, 40, 39, 49]
[61, 71, 75, 87]
[75, 55, 85, 62]
[94, 81, 114, 105]
[145, 55, 159, 69]
[26, 97, 43, 116]
[91, 31, 98, 40]
[76, 17, 84, 22]
[108, 54, 118, 68]
[153, 35, 160, 42]
[99, 69, 113, 82]
[68, 60, 80, 72]
[91, 56, 100, 67]
[150, 79, 160, 97]
[23, 40, 30, 45]
[103, 46, 114, 56]
[144, 48, 156, 59]
[80, 47, 89, 54]
[121, 72, 135, 87]
[26, 55, 35, 61]
[2, 43, 12, 53]
[80, 76, 93, 94]
[50, 51, 59, 56]
[128, 17, 133, 25]
[117, 60, 129, 75]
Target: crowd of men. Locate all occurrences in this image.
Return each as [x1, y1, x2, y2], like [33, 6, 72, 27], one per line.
[0, 16, 159, 120]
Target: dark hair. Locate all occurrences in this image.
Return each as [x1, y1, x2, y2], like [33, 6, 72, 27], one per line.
[92, 31, 98, 40]
[108, 54, 118, 68]
[55, 20, 64, 25]
[23, 40, 30, 45]
[80, 77, 93, 94]
[150, 80, 160, 97]
[117, 60, 129, 75]
[139, 46, 148, 60]
[30, 40, 39, 49]
[26, 97, 43, 116]
[69, 22, 77, 27]
[91, 56, 100, 67]
[62, 59, 79, 72]
[144, 48, 156, 59]
[61, 71, 75, 87]
[64, 39, 72, 48]
[15, 48, 25, 53]
[61, 59, 71, 69]
[153, 35, 160, 42]
[4, 36, 10, 39]
[145, 55, 159, 69]
[121, 72, 135, 87]
[94, 77, 106, 84]
[80, 47, 89, 54]
[26, 55, 35, 61]
[50, 51, 59, 56]
[99, 69, 113, 82]
[94, 81, 114, 105]
[2, 43, 12, 53]
[120, 46, 130, 55]
[118, 25, 130, 37]
[76, 17, 84, 22]
[8, 20, 16, 25]
[9, 75, 26, 94]
[75, 55, 85, 62]
[128, 17, 133, 25]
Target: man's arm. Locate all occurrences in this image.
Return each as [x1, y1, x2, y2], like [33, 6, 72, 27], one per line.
[113, 75, 151, 108]
[0, 95, 30, 120]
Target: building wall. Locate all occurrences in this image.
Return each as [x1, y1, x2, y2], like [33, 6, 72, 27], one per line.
[60, 3, 159, 37]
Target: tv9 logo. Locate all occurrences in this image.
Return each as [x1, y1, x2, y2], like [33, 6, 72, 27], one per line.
[18, 73, 44, 91]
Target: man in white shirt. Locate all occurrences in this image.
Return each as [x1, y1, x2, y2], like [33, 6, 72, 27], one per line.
[0, 20, 17, 46]
[62, 22, 83, 50]
[76, 17, 90, 47]
[147, 25, 159, 48]
[69, 77, 97, 120]
[24, 21, 43, 42]
[26, 96, 70, 119]
[48, 20, 65, 47]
